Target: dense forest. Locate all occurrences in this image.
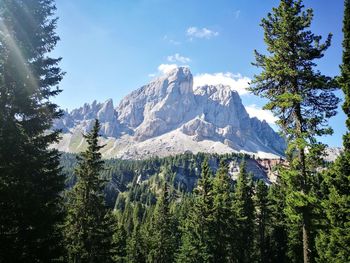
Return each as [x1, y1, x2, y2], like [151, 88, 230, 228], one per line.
[61, 150, 271, 208]
[0, 0, 349, 262]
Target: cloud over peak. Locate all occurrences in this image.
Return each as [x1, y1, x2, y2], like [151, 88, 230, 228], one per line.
[245, 104, 278, 125]
[193, 72, 250, 95]
[157, 64, 179, 74]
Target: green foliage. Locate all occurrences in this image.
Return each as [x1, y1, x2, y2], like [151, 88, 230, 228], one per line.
[316, 3, 350, 260]
[232, 161, 255, 263]
[340, 0, 350, 150]
[254, 180, 270, 263]
[147, 181, 177, 263]
[316, 158, 350, 262]
[60, 151, 252, 210]
[250, 0, 338, 140]
[176, 158, 215, 262]
[0, 0, 65, 261]
[211, 160, 234, 262]
[250, 1, 339, 262]
[112, 222, 127, 263]
[63, 120, 114, 262]
[267, 181, 289, 262]
[126, 223, 146, 263]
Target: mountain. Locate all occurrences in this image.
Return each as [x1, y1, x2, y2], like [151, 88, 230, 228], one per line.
[52, 67, 285, 159]
[324, 147, 343, 162]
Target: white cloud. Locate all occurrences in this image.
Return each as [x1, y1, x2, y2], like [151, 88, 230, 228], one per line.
[157, 64, 179, 74]
[245, 104, 278, 124]
[167, 53, 191, 63]
[193, 72, 251, 95]
[234, 10, 241, 19]
[186, 27, 219, 39]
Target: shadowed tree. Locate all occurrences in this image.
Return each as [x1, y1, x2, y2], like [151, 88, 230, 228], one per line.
[0, 0, 65, 261]
[254, 180, 270, 263]
[211, 160, 234, 262]
[232, 160, 255, 263]
[147, 181, 176, 263]
[176, 158, 215, 263]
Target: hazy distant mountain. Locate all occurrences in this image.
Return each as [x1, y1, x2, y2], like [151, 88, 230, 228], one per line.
[324, 147, 343, 162]
[52, 67, 286, 159]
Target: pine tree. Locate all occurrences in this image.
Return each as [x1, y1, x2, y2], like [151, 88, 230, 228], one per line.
[250, 1, 339, 262]
[0, 0, 65, 261]
[147, 182, 176, 263]
[64, 120, 114, 262]
[126, 224, 146, 263]
[211, 160, 234, 262]
[316, 1, 350, 261]
[232, 160, 255, 262]
[177, 158, 215, 263]
[342, 1, 350, 151]
[254, 180, 270, 263]
[266, 181, 289, 263]
[112, 223, 127, 263]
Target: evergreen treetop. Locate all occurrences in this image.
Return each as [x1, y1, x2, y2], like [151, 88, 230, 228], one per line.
[250, 0, 338, 142]
[64, 119, 114, 263]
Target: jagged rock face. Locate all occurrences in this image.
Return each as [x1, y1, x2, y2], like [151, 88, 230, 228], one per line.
[52, 67, 286, 159]
[53, 99, 120, 137]
[117, 67, 194, 140]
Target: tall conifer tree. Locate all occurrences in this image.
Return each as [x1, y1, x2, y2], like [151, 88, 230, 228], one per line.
[254, 180, 270, 263]
[176, 158, 215, 263]
[266, 181, 289, 263]
[112, 223, 127, 263]
[250, 1, 339, 262]
[232, 161, 255, 262]
[0, 0, 64, 261]
[316, 1, 350, 262]
[147, 182, 176, 263]
[126, 224, 146, 263]
[64, 120, 114, 262]
[211, 160, 233, 262]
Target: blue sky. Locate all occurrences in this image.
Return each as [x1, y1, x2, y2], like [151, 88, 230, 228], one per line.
[53, 0, 345, 147]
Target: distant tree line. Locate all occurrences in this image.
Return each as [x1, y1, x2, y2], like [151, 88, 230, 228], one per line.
[0, 0, 349, 263]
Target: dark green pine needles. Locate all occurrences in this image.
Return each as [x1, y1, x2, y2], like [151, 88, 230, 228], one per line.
[176, 158, 215, 263]
[147, 181, 177, 263]
[316, 0, 350, 262]
[250, 1, 339, 262]
[64, 119, 114, 263]
[232, 161, 255, 263]
[0, 0, 65, 261]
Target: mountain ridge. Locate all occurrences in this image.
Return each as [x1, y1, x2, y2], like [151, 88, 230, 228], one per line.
[52, 67, 286, 159]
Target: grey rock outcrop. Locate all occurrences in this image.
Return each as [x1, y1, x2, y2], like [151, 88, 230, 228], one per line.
[52, 67, 286, 159]
[53, 99, 120, 137]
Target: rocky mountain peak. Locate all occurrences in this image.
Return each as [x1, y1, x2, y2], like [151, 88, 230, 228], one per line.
[52, 67, 286, 159]
[97, 99, 115, 122]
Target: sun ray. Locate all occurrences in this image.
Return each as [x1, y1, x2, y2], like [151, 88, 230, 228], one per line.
[0, 3, 39, 95]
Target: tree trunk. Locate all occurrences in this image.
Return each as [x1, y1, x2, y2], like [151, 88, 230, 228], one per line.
[302, 216, 310, 263]
[301, 153, 310, 263]
[295, 105, 310, 263]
